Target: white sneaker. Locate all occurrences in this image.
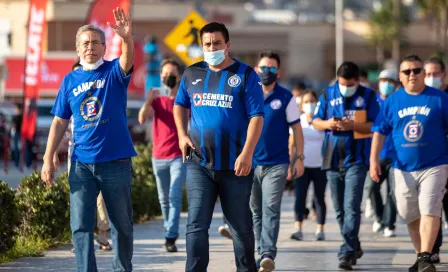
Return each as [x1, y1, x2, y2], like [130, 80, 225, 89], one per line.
[372, 221, 382, 233]
[383, 227, 395, 237]
[290, 230, 303, 241]
[315, 230, 325, 241]
[218, 225, 232, 240]
[365, 199, 375, 219]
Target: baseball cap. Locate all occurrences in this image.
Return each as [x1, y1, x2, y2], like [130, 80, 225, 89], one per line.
[378, 69, 398, 81]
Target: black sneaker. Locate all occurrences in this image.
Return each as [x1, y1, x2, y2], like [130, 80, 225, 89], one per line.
[165, 237, 178, 253]
[351, 249, 364, 265]
[339, 257, 353, 270]
[431, 248, 440, 264]
[418, 252, 436, 272]
[409, 253, 421, 272]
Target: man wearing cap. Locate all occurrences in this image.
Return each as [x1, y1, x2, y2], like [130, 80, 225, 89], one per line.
[364, 70, 399, 238]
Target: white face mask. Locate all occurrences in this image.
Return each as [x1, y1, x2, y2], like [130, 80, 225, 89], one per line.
[425, 76, 443, 89]
[339, 84, 357, 97]
[295, 96, 302, 106]
[302, 102, 317, 114]
[80, 57, 104, 71]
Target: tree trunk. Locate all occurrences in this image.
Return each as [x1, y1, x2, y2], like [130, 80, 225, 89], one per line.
[392, 0, 400, 63]
[376, 44, 385, 67]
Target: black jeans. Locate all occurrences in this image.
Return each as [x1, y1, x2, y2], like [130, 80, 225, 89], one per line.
[364, 158, 397, 229]
[294, 167, 328, 224]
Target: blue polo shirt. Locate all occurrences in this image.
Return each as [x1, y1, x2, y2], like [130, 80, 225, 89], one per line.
[174, 60, 264, 170]
[254, 84, 300, 165]
[313, 83, 379, 170]
[373, 87, 448, 171]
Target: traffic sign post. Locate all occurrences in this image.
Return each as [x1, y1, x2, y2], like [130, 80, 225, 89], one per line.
[164, 10, 208, 66]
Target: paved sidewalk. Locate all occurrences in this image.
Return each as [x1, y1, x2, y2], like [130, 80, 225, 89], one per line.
[1, 195, 448, 271]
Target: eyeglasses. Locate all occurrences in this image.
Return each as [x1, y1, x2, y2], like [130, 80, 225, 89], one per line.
[79, 40, 105, 49]
[259, 66, 278, 73]
[401, 68, 423, 76]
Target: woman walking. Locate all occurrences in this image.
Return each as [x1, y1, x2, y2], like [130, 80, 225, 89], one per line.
[291, 90, 327, 241]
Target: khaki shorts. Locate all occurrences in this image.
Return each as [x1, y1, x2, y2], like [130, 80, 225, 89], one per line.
[393, 164, 448, 224]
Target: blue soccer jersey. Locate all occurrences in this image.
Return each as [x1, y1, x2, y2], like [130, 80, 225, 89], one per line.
[313, 83, 380, 170]
[373, 86, 448, 171]
[52, 59, 137, 163]
[253, 84, 300, 165]
[175, 60, 264, 170]
[376, 94, 396, 160]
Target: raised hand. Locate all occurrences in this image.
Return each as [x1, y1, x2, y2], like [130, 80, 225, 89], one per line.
[107, 7, 132, 40]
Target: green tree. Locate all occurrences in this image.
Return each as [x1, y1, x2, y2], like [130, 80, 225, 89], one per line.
[368, 0, 410, 65]
[416, 0, 448, 56]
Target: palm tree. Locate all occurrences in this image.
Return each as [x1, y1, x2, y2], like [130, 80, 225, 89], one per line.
[368, 0, 409, 65]
[416, 0, 448, 56]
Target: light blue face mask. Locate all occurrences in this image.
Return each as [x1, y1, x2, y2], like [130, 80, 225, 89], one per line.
[339, 84, 357, 97]
[204, 49, 225, 66]
[379, 81, 395, 96]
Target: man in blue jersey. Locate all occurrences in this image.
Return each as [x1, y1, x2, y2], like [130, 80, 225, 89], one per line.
[371, 55, 448, 272]
[364, 69, 398, 238]
[313, 62, 379, 270]
[174, 22, 264, 272]
[41, 8, 135, 272]
[424, 56, 448, 264]
[250, 51, 304, 271]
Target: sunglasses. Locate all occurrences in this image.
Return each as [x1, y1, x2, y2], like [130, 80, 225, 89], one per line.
[401, 68, 423, 76]
[259, 66, 278, 73]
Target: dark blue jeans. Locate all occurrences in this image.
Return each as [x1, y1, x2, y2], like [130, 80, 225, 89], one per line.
[294, 167, 328, 224]
[327, 164, 367, 259]
[69, 159, 134, 272]
[364, 158, 397, 229]
[185, 161, 257, 272]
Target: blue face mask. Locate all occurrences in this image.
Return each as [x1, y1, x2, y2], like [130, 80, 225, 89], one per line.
[379, 81, 395, 96]
[204, 49, 225, 66]
[339, 84, 357, 97]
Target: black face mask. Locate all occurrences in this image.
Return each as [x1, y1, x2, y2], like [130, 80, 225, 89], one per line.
[163, 75, 177, 88]
[259, 71, 277, 86]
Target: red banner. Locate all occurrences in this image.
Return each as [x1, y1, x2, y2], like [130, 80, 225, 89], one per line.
[87, 0, 131, 60]
[21, 0, 48, 141]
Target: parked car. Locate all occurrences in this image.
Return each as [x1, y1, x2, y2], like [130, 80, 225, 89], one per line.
[127, 100, 146, 144]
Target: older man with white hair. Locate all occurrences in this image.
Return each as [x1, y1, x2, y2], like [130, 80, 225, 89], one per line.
[41, 7, 135, 272]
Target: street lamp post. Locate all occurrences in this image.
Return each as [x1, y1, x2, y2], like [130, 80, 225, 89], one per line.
[335, 0, 344, 70]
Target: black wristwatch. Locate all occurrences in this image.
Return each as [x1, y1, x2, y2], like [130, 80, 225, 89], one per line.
[296, 154, 305, 161]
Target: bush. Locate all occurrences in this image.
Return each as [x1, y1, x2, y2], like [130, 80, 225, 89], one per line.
[16, 172, 71, 242]
[0, 181, 19, 254]
[131, 143, 188, 223]
[132, 144, 162, 223]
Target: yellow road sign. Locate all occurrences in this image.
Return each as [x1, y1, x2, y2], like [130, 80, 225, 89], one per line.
[164, 10, 208, 66]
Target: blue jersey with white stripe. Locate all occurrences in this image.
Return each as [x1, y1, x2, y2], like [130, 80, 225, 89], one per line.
[254, 84, 300, 165]
[175, 60, 264, 170]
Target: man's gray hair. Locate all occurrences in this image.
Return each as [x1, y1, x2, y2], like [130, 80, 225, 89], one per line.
[76, 24, 106, 46]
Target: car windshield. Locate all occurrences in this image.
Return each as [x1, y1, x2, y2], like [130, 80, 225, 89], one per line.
[38, 106, 53, 117]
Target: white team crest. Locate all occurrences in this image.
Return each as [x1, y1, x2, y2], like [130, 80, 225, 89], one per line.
[355, 96, 364, 107]
[270, 99, 282, 110]
[228, 75, 241, 87]
[403, 118, 424, 142]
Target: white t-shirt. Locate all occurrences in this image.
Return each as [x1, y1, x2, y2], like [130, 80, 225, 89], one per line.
[290, 114, 325, 168]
